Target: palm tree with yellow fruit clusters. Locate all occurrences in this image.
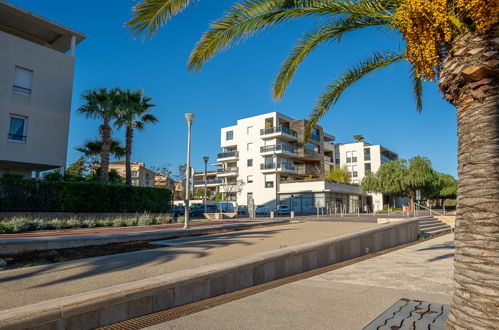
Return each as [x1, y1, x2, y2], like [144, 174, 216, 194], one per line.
[128, 1, 498, 327]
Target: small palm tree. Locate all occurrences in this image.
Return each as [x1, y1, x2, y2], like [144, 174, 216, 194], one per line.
[115, 89, 157, 185]
[128, 1, 498, 327]
[78, 88, 121, 183]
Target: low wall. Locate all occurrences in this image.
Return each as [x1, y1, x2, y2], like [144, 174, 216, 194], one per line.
[0, 219, 419, 330]
[0, 220, 289, 254]
[435, 216, 456, 228]
[0, 212, 173, 221]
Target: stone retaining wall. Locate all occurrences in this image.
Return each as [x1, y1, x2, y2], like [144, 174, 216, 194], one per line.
[0, 212, 173, 221]
[0, 219, 419, 330]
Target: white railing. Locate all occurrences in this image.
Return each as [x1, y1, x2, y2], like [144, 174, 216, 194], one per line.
[413, 203, 446, 218]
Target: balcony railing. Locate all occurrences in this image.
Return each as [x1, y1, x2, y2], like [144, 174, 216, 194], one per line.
[260, 144, 297, 154]
[217, 151, 238, 159]
[12, 85, 31, 96]
[310, 133, 321, 141]
[217, 167, 238, 175]
[7, 133, 27, 142]
[260, 162, 296, 171]
[260, 126, 297, 137]
[194, 178, 223, 185]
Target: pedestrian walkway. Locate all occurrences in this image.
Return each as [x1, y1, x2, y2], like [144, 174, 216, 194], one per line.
[145, 234, 454, 330]
[0, 221, 378, 310]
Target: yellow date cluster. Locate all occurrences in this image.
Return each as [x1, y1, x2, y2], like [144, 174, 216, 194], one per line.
[393, 0, 498, 81]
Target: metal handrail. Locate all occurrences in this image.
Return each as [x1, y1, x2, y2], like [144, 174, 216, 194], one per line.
[217, 151, 238, 159]
[414, 203, 446, 217]
[260, 126, 297, 137]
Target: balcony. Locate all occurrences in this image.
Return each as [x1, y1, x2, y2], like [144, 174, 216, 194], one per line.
[260, 162, 296, 174]
[296, 164, 321, 177]
[217, 150, 239, 161]
[260, 144, 297, 157]
[310, 133, 321, 142]
[194, 178, 223, 186]
[217, 167, 239, 177]
[260, 126, 297, 141]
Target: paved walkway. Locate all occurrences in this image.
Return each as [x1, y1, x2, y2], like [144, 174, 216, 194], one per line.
[146, 234, 454, 330]
[0, 221, 378, 310]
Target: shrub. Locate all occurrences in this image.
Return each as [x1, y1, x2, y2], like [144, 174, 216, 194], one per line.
[10, 217, 37, 233]
[125, 217, 139, 227]
[176, 216, 185, 224]
[66, 217, 82, 229]
[49, 219, 67, 230]
[83, 219, 98, 228]
[112, 217, 127, 227]
[0, 176, 172, 213]
[0, 222, 14, 234]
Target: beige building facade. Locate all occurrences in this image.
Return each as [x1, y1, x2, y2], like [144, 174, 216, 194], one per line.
[0, 2, 85, 177]
[109, 161, 156, 187]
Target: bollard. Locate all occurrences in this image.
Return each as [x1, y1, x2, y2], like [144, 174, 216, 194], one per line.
[290, 211, 295, 219]
[270, 211, 275, 219]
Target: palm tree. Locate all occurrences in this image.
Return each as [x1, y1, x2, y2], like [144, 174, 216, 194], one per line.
[128, 1, 498, 328]
[115, 89, 157, 185]
[78, 88, 121, 183]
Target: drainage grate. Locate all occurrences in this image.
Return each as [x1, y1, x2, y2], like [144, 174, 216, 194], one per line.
[99, 239, 430, 330]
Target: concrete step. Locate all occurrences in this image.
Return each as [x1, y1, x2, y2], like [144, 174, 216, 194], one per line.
[422, 227, 452, 236]
[419, 220, 442, 226]
[420, 224, 451, 231]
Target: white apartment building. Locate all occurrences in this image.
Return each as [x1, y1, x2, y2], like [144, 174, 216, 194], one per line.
[207, 112, 371, 214]
[335, 141, 399, 211]
[0, 2, 85, 177]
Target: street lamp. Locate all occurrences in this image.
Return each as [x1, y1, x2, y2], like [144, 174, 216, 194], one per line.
[203, 156, 209, 214]
[184, 113, 195, 230]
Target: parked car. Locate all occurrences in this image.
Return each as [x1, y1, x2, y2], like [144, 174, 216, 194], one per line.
[238, 205, 248, 215]
[216, 202, 235, 213]
[276, 205, 290, 215]
[255, 205, 269, 215]
[172, 205, 184, 217]
[190, 204, 219, 216]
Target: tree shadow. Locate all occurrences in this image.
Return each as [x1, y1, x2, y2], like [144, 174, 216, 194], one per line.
[427, 253, 455, 262]
[0, 227, 294, 289]
[417, 241, 454, 251]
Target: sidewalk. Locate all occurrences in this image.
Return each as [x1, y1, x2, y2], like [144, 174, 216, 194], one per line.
[146, 234, 454, 330]
[0, 221, 378, 310]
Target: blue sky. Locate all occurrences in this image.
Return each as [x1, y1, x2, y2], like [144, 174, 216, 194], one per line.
[10, 0, 457, 177]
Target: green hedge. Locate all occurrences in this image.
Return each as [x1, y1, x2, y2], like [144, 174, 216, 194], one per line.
[0, 176, 171, 213]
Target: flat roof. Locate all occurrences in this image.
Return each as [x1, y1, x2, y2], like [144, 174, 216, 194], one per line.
[0, 1, 85, 53]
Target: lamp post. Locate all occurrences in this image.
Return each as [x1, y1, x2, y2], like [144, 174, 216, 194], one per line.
[203, 156, 209, 214]
[184, 113, 195, 230]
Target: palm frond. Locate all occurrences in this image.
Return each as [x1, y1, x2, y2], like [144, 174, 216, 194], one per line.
[188, 0, 396, 71]
[273, 15, 388, 99]
[304, 51, 404, 141]
[409, 62, 423, 112]
[127, 0, 196, 39]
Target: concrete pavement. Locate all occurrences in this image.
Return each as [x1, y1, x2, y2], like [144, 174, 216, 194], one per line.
[145, 234, 454, 330]
[0, 221, 378, 310]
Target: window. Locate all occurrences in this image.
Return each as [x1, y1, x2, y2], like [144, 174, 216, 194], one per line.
[13, 67, 33, 96]
[365, 163, 371, 173]
[247, 175, 254, 183]
[247, 159, 253, 167]
[352, 151, 358, 163]
[364, 148, 371, 161]
[352, 165, 358, 177]
[346, 151, 352, 163]
[247, 126, 253, 135]
[132, 178, 139, 186]
[265, 181, 274, 188]
[8, 115, 27, 142]
[131, 170, 139, 177]
[305, 142, 320, 153]
[226, 130, 233, 140]
[247, 142, 253, 151]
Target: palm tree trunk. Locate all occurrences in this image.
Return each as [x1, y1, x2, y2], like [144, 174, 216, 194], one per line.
[100, 121, 112, 184]
[125, 125, 134, 185]
[439, 25, 499, 329]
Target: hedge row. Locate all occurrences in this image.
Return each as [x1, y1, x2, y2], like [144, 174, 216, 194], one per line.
[0, 176, 172, 213]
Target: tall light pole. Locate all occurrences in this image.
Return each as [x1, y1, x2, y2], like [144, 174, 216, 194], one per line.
[184, 113, 195, 230]
[203, 156, 209, 214]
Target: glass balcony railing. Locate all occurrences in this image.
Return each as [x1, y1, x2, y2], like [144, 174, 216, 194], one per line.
[260, 144, 297, 154]
[260, 162, 296, 171]
[310, 133, 321, 141]
[217, 151, 238, 159]
[260, 126, 297, 137]
[194, 179, 223, 185]
[217, 167, 238, 174]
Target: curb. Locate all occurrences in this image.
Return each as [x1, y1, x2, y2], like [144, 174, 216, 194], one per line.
[0, 220, 289, 254]
[0, 219, 419, 330]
